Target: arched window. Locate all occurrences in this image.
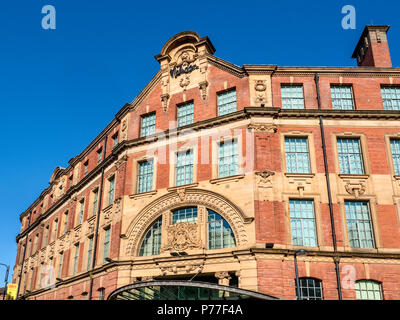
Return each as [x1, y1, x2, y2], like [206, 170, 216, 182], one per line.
[139, 217, 162, 256]
[208, 210, 236, 249]
[355, 280, 383, 300]
[296, 277, 323, 300]
[172, 207, 197, 224]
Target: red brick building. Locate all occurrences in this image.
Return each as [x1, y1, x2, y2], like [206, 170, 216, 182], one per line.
[13, 25, 400, 300]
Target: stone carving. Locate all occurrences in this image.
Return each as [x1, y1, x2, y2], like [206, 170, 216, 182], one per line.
[120, 118, 128, 141]
[103, 198, 122, 227]
[160, 264, 202, 275]
[248, 123, 277, 133]
[142, 276, 154, 282]
[345, 182, 366, 198]
[58, 234, 69, 253]
[161, 93, 170, 112]
[199, 80, 208, 100]
[179, 75, 191, 91]
[115, 155, 128, 169]
[39, 250, 46, 263]
[161, 222, 202, 252]
[48, 244, 54, 258]
[254, 80, 267, 103]
[255, 170, 275, 185]
[72, 226, 81, 244]
[215, 271, 231, 280]
[86, 218, 96, 236]
[177, 188, 186, 202]
[215, 271, 231, 286]
[124, 189, 251, 256]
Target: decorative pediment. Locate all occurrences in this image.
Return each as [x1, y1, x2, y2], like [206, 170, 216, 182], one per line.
[155, 31, 216, 112]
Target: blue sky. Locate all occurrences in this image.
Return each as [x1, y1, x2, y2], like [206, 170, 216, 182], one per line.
[0, 0, 399, 285]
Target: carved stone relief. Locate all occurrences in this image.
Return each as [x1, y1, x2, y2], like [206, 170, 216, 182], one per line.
[161, 222, 202, 252]
[345, 181, 367, 198]
[248, 123, 277, 133]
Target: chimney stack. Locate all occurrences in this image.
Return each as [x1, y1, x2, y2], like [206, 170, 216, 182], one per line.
[352, 25, 392, 68]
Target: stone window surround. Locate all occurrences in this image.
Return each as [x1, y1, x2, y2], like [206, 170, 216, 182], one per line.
[169, 146, 198, 188]
[280, 130, 317, 175]
[105, 174, 116, 208]
[282, 194, 324, 250]
[216, 86, 237, 116]
[329, 83, 356, 110]
[331, 132, 371, 176]
[211, 132, 243, 180]
[384, 133, 400, 178]
[131, 156, 158, 196]
[337, 195, 381, 252]
[280, 83, 305, 109]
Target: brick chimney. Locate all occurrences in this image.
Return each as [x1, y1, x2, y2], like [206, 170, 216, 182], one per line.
[352, 25, 392, 68]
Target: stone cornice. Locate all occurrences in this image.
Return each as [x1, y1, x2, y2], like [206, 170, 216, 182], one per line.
[274, 66, 400, 77]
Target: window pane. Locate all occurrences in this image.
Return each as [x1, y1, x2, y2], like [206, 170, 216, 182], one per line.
[285, 137, 311, 173]
[289, 200, 317, 246]
[103, 228, 111, 263]
[390, 139, 400, 175]
[355, 280, 382, 300]
[217, 90, 237, 116]
[218, 139, 239, 178]
[176, 150, 193, 186]
[141, 113, 156, 137]
[296, 278, 323, 300]
[177, 102, 194, 127]
[381, 86, 400, 110]
[331, 86, 355, 110]
[172, 207, 197, 224]
[138, 160, 153, 193]
[281, 85, 304, 109]
[345, 201, 375, 249]
[139, 218, 162, 256]
[208, 209, 236, 249]
[337, 138, 364, 174]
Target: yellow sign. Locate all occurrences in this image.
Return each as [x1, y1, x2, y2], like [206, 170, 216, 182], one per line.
[6, 283, 18, 300]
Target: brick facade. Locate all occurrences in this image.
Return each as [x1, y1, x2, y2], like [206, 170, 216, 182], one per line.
[12, 27, 400, 300]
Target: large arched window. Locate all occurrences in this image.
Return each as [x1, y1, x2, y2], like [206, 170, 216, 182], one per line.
[208, 209, 236, 249]
[355, 280, 383, 300]
[139, 217, 162, 256]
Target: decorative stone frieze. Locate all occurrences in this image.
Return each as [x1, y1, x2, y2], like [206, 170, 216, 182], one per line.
[159, 263, 203, 276]
[247, 123, 277, 133]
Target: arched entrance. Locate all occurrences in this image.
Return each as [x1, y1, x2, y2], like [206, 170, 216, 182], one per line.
[107, 280, 279, 300]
